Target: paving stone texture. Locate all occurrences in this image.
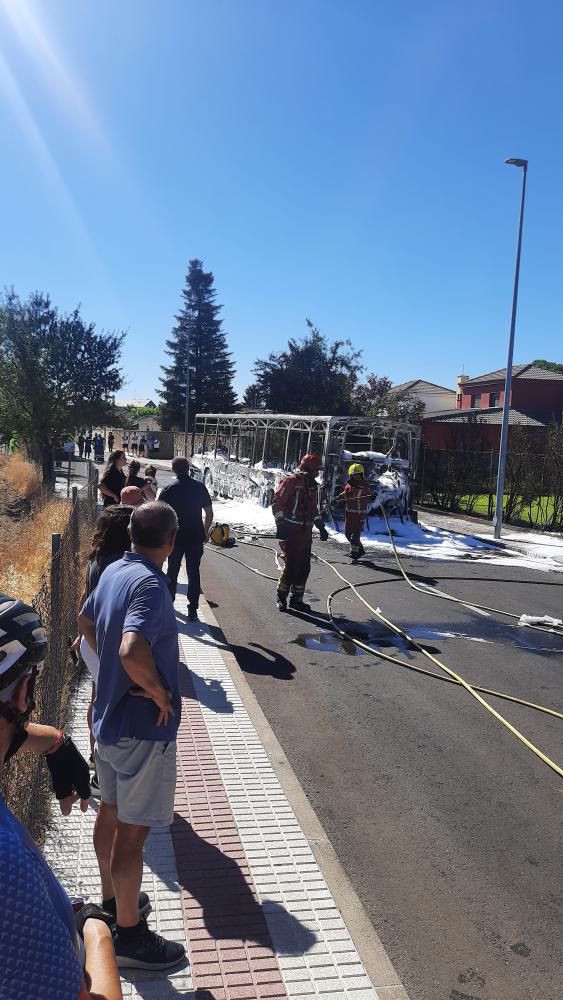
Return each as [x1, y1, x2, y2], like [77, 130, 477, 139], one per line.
[43, 577, 380, 1000]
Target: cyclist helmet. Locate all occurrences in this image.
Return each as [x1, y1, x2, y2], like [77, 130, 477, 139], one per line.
[0, 595, 48, 728]
[348, 463, 365, 477]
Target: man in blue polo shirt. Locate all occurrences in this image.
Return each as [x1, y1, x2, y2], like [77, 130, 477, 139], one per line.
[79, 502, 185, 974]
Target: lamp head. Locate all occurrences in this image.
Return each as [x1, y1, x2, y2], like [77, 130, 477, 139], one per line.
[505, 158, 528, 169]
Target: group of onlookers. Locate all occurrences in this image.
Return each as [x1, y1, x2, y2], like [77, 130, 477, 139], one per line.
[98, 451, 159, 510]
[0, 453, 215, 996]
[74, 431, 160, 463]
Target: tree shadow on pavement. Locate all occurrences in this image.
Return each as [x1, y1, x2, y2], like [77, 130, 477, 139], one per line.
[170, 813, 316, 954]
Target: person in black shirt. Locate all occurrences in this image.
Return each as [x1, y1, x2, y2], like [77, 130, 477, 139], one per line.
[159, 456, 213, 620]
[98, 450, 127, 507]
[125, 459, 146, 490]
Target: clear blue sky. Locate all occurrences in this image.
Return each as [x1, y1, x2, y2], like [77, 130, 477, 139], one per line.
[1, 0, 562, 401]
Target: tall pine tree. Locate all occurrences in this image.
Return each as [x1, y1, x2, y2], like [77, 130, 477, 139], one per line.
[159, 259, 236, 429]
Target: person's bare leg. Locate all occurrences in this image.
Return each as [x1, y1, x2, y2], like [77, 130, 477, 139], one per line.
[94, 801, 118, 902]
[87, 686, 95, 763]
[111, 820, 150, 927]
[83, 919, 123, 1000]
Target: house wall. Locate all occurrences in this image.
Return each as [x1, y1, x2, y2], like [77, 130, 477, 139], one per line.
[511, 381, 563, 417]
[422, 421, 501, 451]
[416, 388, 456, 413]
[459, 378, 563, 417]
[422, 420, 547, 452]
[459, 380, 506, 410]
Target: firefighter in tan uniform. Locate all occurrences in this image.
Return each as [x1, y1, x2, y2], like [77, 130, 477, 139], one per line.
[272, 454, 328, 612]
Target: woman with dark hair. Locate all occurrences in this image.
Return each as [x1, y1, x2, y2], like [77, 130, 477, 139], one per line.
[144, 464, 158, 500]
[125, 459, 145, 490]
[73, 505, 134, 794]
[98, 449, 127, 507]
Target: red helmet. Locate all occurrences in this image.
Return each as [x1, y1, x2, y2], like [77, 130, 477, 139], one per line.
[299, 453, 322, 473]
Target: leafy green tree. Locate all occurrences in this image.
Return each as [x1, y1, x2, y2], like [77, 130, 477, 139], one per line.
[355, 373, 425, 422]
[0, 290, 124, 483]
[159, 260, 236, 430]
[253, 320, 362, 414]
[241, 383, 263, 408]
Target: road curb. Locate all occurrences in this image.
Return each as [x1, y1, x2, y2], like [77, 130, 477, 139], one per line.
[200, 594, 410, 997]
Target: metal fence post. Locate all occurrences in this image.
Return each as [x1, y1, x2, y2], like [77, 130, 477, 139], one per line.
[420, 445, 426, 503]
[50, 532, 61, 636]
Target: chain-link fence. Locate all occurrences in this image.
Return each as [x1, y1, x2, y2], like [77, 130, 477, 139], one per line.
[0, 464, 98, 846]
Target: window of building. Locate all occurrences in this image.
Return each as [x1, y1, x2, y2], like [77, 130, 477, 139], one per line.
[489, 392, 500, 407]
[470, 394, 481, 408]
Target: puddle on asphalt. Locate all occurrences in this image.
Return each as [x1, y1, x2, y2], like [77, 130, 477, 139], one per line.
[291, 626, 411, 656]
[292, 620, 563, 659]
[292, 632, 367, 656]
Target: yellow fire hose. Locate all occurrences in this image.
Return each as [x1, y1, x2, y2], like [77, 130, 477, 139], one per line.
[207, 527, 563, 779]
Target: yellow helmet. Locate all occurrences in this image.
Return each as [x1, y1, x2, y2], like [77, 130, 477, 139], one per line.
[348, 463, 365, 477]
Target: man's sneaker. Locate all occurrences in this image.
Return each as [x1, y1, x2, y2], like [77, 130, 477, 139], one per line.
[276, 593, 287, 612]
[90, 774, 101, 799]
[187, 607, 198, 622]
[289, 596, 312, 612]
[113, 920, 186, 970]
[102, 892, 151, 921]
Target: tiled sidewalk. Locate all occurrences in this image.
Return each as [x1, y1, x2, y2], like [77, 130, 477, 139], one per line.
[44, 580, 387, 1000]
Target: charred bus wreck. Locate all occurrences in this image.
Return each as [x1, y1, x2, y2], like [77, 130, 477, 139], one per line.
[191, 413, 421, 522]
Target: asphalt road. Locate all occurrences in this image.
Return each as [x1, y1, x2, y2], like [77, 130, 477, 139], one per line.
[200, 535, 563, 1000]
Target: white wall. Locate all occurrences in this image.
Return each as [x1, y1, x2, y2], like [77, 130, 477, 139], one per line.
[413, 388, 456, 414]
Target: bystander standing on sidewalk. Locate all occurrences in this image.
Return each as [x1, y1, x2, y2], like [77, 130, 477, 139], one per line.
[124, 460, 145, 492]
[108, 431, 115, 453]
[138, 434, 146, 458]
[99, 451, 127, 508]
[78, 432, 85, 459]
[143, 465, 158, 500]
[0, 595, 123, 1000]
[72, 506, 134, 798]
[158, 456, 213, 621]
[84, 433, 92, 459]
[78, 502, 185, 972]
[130, 432, 138, 456]
[120, 486, 144, 507]
[121, 431, 129, 455]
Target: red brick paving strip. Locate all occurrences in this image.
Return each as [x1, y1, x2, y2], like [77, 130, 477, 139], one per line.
[172, 667, 288, 1000]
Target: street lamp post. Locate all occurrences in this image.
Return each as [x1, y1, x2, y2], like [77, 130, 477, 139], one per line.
[184, 333, 190, 458]
[493, 158, 528, 539]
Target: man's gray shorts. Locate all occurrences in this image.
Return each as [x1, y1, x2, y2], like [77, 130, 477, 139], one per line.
[95, 737, 177, 827]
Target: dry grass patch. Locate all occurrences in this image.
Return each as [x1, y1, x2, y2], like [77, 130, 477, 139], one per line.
[0, 498, 71, 603]
[0, 453, 42, 498]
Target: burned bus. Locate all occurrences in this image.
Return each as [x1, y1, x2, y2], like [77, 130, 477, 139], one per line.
[191, 412, 421, 520]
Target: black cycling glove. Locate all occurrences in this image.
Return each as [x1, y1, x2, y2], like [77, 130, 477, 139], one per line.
[45, 735, 91, 801]
[75, 904, 115, 939]
[318, 525, 329, 542]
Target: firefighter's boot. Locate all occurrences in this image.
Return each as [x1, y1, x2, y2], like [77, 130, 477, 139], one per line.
[276, 591, 288, 612]
[289, 595, 312, 613]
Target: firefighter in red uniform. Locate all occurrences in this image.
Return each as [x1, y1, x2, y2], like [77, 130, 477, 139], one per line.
[272, 453, 329, 612]
[337, 463, 371, 563]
